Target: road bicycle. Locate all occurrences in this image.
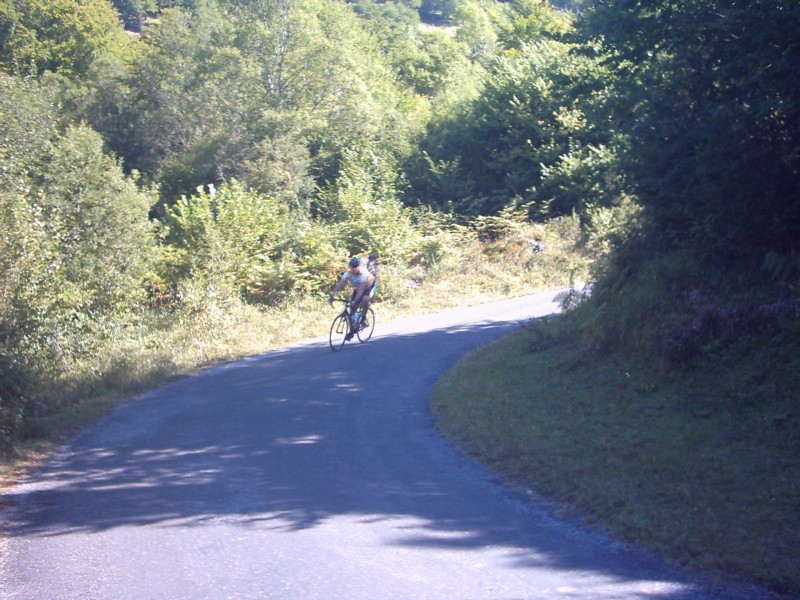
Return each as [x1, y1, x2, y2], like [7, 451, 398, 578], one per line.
[329, 299, 375, 351]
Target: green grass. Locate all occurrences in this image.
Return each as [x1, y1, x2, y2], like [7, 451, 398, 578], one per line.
[431, 314, 800, 596]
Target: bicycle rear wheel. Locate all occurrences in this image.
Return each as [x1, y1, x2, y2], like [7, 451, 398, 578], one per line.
[329, 313, 350, 351]
[356, 307, 375, 343]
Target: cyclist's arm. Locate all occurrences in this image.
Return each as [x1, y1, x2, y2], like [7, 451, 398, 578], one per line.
[331, 277, 346, 295]
[329, 274, 349, 302]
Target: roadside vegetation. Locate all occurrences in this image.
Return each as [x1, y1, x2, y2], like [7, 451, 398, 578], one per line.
[0, 200, 592, 479]
[0, 0, 611, 468]
[1, 0, 798, 595]
[432, 274, 800, 595]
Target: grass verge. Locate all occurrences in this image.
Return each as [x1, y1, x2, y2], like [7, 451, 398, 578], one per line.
[430, 313, 800, 597]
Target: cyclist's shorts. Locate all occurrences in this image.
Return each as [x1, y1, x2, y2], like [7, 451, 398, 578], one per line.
[351, 282, 376, 301]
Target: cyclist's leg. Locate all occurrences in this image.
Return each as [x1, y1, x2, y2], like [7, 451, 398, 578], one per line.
[346, 289, 359, 339]
[359, 284, 376, 326]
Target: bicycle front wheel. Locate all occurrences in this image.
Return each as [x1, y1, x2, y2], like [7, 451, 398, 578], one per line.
[329, 313, 350, 351]
[356, 307, 375, 343]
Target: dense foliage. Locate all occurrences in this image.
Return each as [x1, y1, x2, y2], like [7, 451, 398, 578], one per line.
[580, 0, 800, 263]
[1, 73, 155, 441]
[574, 1, 800, 360]
[1, 0, 798, 474]
[0, 0, 127, 75]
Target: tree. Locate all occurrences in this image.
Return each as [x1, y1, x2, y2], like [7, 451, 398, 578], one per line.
[454, 0, 500, 65]
[88, 0, 425, 209]
[410, 33, 619, 219]
[496, 0, 572, 50]
[1, 74, 155, 380]
[0, 0, 128, 76]
[578, 0, 800, 263]
[234, 0, 422, 177]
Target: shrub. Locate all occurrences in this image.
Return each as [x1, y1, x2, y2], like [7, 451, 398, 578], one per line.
[1, 122, 155, 374]
[319, 147, 420, 268]
[162, 182, 296, 305]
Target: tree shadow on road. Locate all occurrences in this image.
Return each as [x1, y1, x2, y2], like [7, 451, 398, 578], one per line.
[1, 317, 762, 600]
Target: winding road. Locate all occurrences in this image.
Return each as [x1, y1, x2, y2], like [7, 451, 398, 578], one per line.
[1, 292, 765, 599]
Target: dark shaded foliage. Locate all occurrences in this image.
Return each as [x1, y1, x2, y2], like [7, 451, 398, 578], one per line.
[577, 0, 800, 266]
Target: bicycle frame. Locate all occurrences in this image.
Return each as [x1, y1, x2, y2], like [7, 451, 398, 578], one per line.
[329, 298, 374, 351]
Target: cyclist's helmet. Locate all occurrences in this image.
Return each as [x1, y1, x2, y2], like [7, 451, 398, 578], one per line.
[348, 257, 361, 268]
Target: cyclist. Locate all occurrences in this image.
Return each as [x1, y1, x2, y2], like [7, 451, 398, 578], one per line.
[329, 257, 376, 339]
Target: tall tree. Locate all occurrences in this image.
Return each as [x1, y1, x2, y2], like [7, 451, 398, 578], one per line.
[578, 0, 800, 263]
[409, 31, 618, 219]
[0, 74, 155, 372]
[88, 0, 425, 208]
[496, 0, 572, 49]
[0, 0, 128, 76]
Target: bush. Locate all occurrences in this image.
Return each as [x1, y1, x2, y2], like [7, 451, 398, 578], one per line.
[162, 182, 296, 305]
[319, 147, 420, 268]
[1, 77, 157, 437]
[584, 241, 800, 368]
[410, 208, 474, 273]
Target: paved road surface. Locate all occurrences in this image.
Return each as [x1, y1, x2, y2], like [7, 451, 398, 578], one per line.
[0, 293, 772, 599]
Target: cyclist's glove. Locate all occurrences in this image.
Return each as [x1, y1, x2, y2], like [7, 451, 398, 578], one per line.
[328, 294, 334, 306]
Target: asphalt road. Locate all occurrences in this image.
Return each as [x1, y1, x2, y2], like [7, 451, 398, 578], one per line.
[0, 292, 772, 599]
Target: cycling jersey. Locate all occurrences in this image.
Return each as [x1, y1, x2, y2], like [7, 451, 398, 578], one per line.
[342, 270, 376, 299]
[342, 271, 374, 287]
